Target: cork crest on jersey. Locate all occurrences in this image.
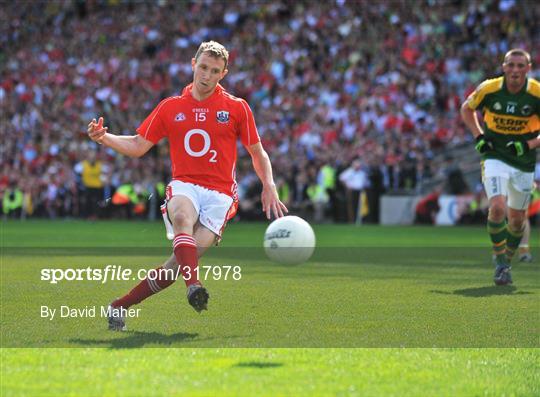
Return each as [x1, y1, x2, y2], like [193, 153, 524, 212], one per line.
[216, 110, 229, 123]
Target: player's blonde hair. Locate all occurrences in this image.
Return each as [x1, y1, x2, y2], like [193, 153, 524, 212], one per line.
[503, 48, 531, 64]
[194, 41, 229, 70]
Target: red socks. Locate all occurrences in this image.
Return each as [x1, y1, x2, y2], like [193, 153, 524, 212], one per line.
[112, 233, 199, 309]
[173, 233, 200, 287]
[112, 266, 177, 309]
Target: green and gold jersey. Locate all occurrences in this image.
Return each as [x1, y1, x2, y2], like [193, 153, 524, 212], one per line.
[465, 76, 539, 172]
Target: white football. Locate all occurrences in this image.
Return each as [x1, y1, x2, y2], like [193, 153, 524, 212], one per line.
[263, 215, 316, 265]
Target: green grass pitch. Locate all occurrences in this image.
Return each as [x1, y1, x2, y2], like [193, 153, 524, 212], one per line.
[1, 220, 539, 396]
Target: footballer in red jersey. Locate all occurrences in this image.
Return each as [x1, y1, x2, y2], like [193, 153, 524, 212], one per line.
[88, 41, 287, 331]
[138, 82, 260, 199]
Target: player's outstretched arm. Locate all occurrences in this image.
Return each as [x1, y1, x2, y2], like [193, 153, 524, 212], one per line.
[246, 142, 288, 220]
[87, 117, 154, 158]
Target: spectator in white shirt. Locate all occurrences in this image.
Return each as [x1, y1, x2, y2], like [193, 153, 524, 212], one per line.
[339, 159, 368, 223]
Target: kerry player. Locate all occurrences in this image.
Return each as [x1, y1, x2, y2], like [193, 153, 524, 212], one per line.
[88, 41, 288, 330]
[461, 49, 539, 285]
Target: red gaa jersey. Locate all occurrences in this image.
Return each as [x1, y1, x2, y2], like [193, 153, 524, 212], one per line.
[137, 84, 260, 198]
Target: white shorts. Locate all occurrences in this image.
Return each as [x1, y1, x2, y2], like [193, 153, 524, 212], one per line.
[482, 159, 534, 210]
[162, 180, 236, 239]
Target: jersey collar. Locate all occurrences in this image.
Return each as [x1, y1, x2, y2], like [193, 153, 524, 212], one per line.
[182, 83, 223, 103]
[502, 77, 528, 95]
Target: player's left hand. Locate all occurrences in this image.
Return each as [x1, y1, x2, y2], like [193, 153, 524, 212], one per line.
[261, 183, 288, 220]
[506, 141, 529, 156]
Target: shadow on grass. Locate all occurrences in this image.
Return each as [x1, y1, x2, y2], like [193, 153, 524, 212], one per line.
[431, 285, 534, 298]
[234, 362, 284, 369]
[70, 331, 198, 349]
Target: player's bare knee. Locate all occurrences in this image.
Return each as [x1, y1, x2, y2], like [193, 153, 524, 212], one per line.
[171, 210, 195, 229]
[508, 221, 525, 234]
[488, 204, 506, 222]
[507, 215, 525, 233]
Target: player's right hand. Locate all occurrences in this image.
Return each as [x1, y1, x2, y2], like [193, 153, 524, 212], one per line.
[87, 117, 108, 144]
[474, 135, 493, 154]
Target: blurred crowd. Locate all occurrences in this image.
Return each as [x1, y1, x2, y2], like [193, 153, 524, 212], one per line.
[1, 0, 539, 222]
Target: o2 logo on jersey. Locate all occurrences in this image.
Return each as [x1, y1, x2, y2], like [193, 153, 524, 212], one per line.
[184, 129, 217, 163]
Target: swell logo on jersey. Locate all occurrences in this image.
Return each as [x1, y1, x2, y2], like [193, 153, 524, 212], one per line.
[174, 113, 186, 122]
[216, 111, 229, 123]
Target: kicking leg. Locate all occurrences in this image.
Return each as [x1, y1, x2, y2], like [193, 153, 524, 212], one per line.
[162, 220, 217, 271]
[168, 195, 200, 287]
[159, 221, 216, 312]
[168, 196, 212, 312]
[108, 221, 217, 330]
[184, 223, 217, 312]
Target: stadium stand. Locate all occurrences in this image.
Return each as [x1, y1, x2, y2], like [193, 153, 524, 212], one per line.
[1, 0, 539, 222]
